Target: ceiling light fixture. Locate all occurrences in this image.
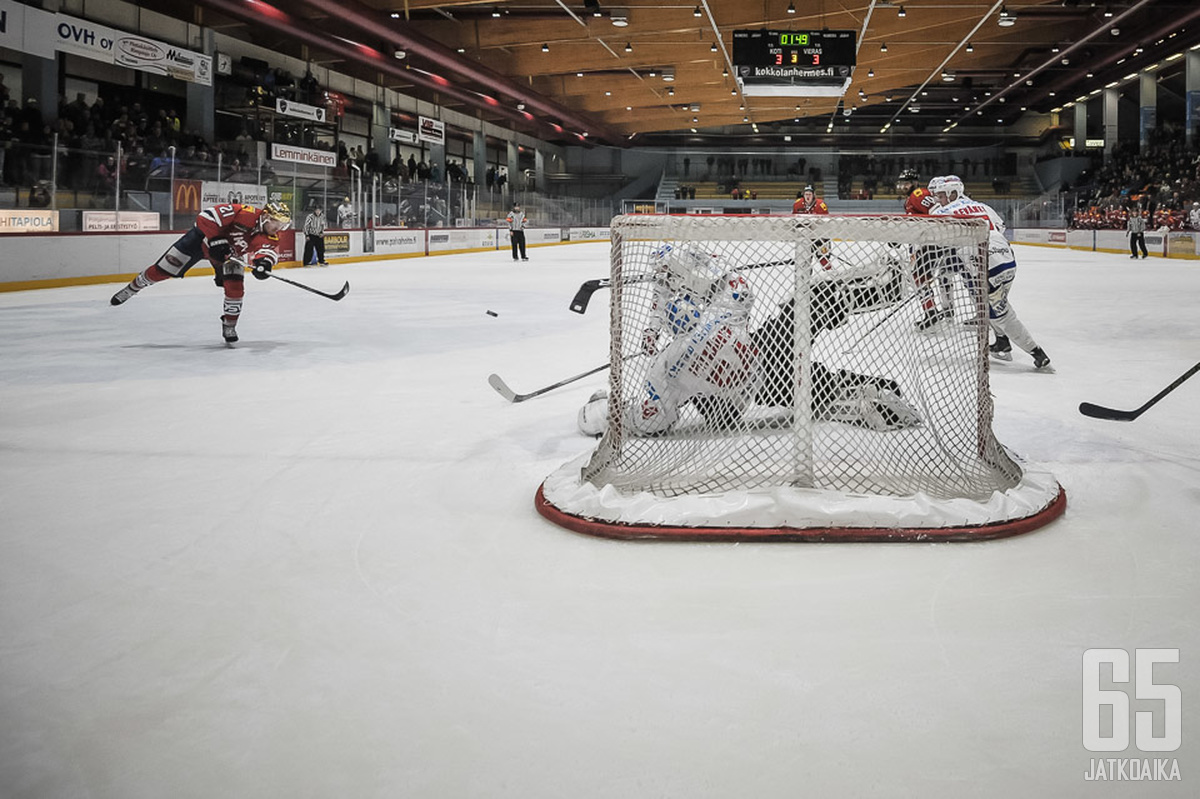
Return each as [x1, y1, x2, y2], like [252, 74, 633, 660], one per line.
[492, 9, 501, 18]
[897, 5, 906, 17]
[880, 42, 888, 52]
[541, 43, 549, 52]
[693, 5, 702, 17]
[867, 68, 874, 77]
[610, 8, 629, 26]
[998, 7, 1016, 26]
[624, 42, 633, 52]
[966, 42, 974, 53]
[787, 1, 796, 13]
[711, 42, 719, 52]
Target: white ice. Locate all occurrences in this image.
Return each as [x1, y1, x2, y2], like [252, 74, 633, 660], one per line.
[1, 241, 1197, 798]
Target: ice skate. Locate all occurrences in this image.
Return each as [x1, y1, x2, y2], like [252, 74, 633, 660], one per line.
[915, 308, 950, 332]
[1032, 347, 1051, 370]
[989, 335, 1012, 361]
[110, 285, 138, 306]
[221, 317, 239, 344]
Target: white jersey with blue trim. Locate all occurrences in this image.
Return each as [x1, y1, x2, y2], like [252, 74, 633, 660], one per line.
[930, 195, 1015, 269]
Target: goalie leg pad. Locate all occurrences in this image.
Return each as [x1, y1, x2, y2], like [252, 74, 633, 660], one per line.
[823, 383, 922, 431]
[577, 390, 609, 437]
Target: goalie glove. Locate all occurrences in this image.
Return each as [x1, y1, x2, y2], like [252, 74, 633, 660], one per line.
[251, 257, 273, 280]
[207, 237, 232, 264]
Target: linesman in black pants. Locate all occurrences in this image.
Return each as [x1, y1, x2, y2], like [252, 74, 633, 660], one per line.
[506, 202, 529, 261]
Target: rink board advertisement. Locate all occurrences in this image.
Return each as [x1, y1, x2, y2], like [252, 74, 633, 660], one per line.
[428, 228, 497, 253]
[565, 227, 612, 241]
[0, 209, 59, 233]
[1010, 227, 1199, 258]
[201, 182, 269, 208]
[81, 212, 160, 232]
[372, 230, 425, 256]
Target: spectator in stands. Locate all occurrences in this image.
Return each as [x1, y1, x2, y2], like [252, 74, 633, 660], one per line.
[337, 196, 355, 228]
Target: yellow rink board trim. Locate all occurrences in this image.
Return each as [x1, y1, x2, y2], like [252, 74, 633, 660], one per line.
[0, 239, 610, 293]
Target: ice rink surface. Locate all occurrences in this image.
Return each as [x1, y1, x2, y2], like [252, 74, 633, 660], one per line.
[1, 239, 1197, 798]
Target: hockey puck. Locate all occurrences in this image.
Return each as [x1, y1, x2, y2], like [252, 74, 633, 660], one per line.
[486, 310, 498, 317]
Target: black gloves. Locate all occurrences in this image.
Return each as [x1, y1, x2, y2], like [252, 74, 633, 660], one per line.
[207, 237, 232, 263]
[252, 258, 273, 280]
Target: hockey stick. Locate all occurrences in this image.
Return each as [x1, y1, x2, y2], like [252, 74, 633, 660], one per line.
[268, 271, 350, 301]
[489, 353, 645, 403]
[1079, 361, 1200, 421]
[489, 362, 609, 403]
[569, 258, 796, 314]
[840, 291, 919, 354]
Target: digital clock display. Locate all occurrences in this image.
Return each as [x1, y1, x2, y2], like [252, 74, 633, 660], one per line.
[732, 29, 857, 71]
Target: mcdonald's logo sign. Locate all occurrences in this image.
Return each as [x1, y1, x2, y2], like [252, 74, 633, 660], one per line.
[173, 179, 202, 216]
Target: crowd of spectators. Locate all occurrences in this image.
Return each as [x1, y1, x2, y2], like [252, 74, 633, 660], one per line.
[1067, 136, 1200, 231]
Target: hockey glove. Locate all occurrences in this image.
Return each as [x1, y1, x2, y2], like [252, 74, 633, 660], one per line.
[207, 237, 232, 264]
[252, 258, 273, 280]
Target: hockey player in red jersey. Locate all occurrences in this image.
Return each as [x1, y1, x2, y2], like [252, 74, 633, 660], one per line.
[111, 202, 292, 343]
[793, 185, 832, 268]
[896, 169, 953, 330]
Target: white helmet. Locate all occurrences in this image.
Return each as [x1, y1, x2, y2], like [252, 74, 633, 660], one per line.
[660, 243, 725, 298]
[927, 176, 944, 194]
[941, 174, 964, 201]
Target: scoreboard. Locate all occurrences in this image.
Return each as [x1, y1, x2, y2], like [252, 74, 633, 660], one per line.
[732, 29, 856, 97]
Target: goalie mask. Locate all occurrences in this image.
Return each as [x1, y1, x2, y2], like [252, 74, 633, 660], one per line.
[656, 243, 726, 299]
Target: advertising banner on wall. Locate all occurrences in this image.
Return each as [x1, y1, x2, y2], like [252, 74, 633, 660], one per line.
[418, 116, 445, 145]
[270, 143, 338, 169]
[201, 181, 268, 207]
[0, 209, 59, 233]
[275, 98, 326, 123]
[388, 127, 418, 144]
[0, 0, 29, 53]
[173, 179, 202, 216]
[81, 211, 160, 231]
[23, 9, 213, 85]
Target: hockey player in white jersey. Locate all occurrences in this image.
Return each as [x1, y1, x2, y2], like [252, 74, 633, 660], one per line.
[578, 245, 759, 436]
[930, 176, 1051, 370]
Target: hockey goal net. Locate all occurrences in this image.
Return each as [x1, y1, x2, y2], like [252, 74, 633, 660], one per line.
[538, 213, 1065, 542]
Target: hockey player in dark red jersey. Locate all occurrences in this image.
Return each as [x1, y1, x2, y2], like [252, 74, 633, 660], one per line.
[896, 169, 952, 330]
[793, 185, 832, 268]
[111, 202, 292, 343]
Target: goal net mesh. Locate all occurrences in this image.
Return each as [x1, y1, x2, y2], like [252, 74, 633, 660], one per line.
[587, 214, 1016, 498]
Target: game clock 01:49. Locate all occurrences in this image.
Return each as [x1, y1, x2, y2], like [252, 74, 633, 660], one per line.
[732, 29, 857, 69]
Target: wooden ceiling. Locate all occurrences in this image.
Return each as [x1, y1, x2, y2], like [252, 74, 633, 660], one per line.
[185, 0, 1200, 146]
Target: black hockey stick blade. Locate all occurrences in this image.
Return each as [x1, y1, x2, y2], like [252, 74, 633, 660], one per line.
[268, 271, 350, 301]
[569, 278, 611, 314]
[1079, 361, 1200, 422]
[489, 362, 610, 403]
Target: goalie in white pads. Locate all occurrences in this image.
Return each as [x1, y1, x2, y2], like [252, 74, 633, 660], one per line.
[579, 247, 921, 436]
[580, 245, 759, 436]
[930, 176, 1051, 370]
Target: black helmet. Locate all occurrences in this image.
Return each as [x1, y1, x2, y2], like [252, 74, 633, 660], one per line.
[896, 168, 919, 183]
